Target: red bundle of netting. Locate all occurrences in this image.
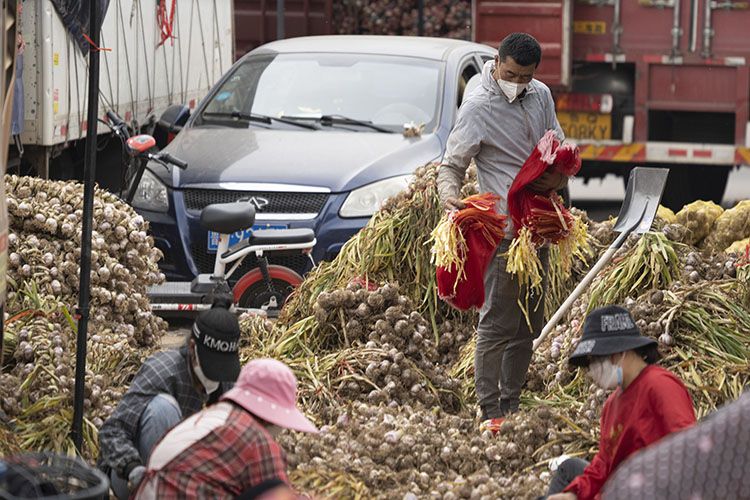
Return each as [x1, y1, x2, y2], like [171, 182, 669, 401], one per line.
[504, 131, 587, 327]
[508, 130, 582, 245]
[738, 243, 750, 268]
[432, 193, 507, 310]
[157, 0, 177, 47]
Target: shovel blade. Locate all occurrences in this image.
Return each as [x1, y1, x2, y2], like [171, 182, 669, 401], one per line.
[613, 167, 669, 234]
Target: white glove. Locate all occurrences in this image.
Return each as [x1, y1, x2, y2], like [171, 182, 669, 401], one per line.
[128, 465, 146, 491]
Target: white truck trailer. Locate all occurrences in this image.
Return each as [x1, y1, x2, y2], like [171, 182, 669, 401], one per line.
[13, 0, 233, 190]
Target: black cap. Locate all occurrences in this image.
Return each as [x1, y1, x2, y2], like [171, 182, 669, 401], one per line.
[568, 305, 657, 367]
[192, 305, 241, 382]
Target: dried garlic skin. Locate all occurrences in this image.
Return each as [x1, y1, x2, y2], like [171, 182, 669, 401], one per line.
[1, 175, 167, 457]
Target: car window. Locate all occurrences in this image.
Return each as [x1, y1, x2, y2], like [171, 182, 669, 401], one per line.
[457, 60, 480, 106]
[200, 53, 444, 132]
[204, 62, 264, 117]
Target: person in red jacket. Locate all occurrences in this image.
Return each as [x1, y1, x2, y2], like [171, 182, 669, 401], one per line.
[545, 305, 696, 500]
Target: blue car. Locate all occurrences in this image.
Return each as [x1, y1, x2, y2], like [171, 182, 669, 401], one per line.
[133, 36, 494, 309]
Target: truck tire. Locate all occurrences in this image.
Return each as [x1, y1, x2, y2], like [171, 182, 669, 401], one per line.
[641, 164, 729, 212]
[659, 166, 693, 212]
[691, 165, 729, 205]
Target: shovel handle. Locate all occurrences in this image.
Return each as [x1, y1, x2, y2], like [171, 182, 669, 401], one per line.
[533, 231, 629, 351]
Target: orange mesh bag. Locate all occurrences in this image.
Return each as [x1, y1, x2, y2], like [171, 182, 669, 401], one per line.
[431, 193, 507, 311]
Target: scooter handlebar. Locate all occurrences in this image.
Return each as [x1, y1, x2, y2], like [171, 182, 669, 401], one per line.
[105, 110, 131, 140]
[106, 110, 125, 127]
[158, 152, 188, 169]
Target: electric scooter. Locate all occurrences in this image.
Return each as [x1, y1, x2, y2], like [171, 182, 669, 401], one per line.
[103, 110, 316, 317]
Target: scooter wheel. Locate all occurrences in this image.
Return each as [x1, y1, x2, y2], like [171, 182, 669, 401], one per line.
[233, 265, 303, 318]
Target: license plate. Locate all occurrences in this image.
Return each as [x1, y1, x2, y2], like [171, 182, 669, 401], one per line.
[207, 225, 288, 252]
[558, 111, 612, 141]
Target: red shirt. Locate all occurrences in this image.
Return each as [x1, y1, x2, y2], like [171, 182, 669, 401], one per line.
[564, 365, 696, 500]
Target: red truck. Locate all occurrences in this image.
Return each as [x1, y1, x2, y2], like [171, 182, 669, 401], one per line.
[473, 0, 750, 209]
[234, 0, 749, 209]
[233, 0, 333, 58]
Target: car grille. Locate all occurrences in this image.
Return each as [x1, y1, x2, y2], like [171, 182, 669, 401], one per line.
[190, 241, 312, 279]
[182, 189, 329, 214]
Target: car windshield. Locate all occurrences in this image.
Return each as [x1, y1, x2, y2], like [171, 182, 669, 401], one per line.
[197, 53, 443, 132]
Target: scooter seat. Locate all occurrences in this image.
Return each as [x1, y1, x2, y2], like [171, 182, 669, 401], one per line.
[221, 228, 316, 261]
[200, 202, 256, 234]
[250, 228, 315, 245]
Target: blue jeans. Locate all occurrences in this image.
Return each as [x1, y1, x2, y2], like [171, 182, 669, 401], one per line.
[110, 394, 182, 500]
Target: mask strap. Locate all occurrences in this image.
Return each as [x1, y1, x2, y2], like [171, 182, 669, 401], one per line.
[193, 344, 200, 368]
[616, 352, 625, 386]
[193, 344, 206, 379]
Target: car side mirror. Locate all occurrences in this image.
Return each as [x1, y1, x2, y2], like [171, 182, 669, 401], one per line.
[154, 104, 190, 149]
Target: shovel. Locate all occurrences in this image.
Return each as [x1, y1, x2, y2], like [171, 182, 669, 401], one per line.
[533, 167, 669, 351]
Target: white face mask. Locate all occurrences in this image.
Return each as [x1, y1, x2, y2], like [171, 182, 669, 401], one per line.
[588, 354, 624, 390]
[192, 348, 220, 394]
[496, 77, 528, 103]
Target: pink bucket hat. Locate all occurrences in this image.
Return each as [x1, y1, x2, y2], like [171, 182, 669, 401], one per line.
[221, 358, 318, 433]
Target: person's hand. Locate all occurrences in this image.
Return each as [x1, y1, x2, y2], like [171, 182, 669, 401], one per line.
[444, 196, 466, 212]
[128, 465, 146, 491]
[547, 493, 576, 500]
[528, 171, 568, 193]
[255, 484, 298, 500]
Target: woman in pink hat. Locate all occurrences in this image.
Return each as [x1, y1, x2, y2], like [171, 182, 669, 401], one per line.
[134, 359, 318, 499]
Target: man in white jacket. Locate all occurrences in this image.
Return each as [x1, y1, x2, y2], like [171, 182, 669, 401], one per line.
[437, 33, 568, 432]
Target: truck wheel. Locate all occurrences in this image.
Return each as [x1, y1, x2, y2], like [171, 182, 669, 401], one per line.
[658, 165, 729, 212]
[659, 166, 693, 212]
[233, 265, 304, 317]
[691, 165, 729, 205]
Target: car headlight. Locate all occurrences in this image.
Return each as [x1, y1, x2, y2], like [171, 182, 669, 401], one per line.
[132, 169, 169, 212]
[339, 175, 414, 218]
